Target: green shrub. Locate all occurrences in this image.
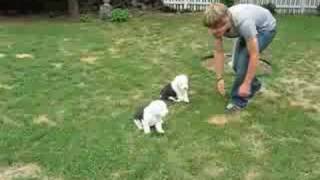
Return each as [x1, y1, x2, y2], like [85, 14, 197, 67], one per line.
[262, 3, 277, 14]
[317, 4, 320, 16]
[111, 8, 129, 22]
[80, 14, 91, 22]
[222, 0, 234, 7]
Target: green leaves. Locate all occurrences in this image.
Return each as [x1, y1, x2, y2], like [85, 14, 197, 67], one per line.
[111, 8, 129, 22]
[222, 0, 234, 7]
[262, 3, 277, 15]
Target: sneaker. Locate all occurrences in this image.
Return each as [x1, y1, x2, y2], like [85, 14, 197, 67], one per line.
[225, 103, 242, 114]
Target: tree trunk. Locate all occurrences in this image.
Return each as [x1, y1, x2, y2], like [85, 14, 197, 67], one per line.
[68, 0, 80, 20]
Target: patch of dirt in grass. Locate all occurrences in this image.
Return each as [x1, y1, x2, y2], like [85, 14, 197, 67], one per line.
[288, 42, 297, 47]
[261, 88, 281, 99]
[277, 76, 320, 112]
[109, 47, 121, 58]
[208, 112, 250, 127]
[110, 170, 131, 179]
[289, 99, 319, 113]
[51, 63, 63, 69]
[241, 124, 268, 160]
[244, 168, 260, 180]
[208, 111, 251, 127]
[189, 90, 197, 96]
[190, 42, 203, 51]
[279, 78, 308, 89]
[61, 50, 72, 56]
[0, 163, 62, 180]
[1, 116, 22, 127]
[274, 136, 302, 144]
[77, 82, 86, 88]
[80, 56, 97, 64]
[201, 59, 215, 71]
[274, 52, 320, 112]
[33, 114, 57, 127]
[159, 47, 170, 54]
[15, 53, 34, 59]
[115, 38, 126, 45]
[151, 57, 161, 65]
[0, 83, 13, 90]
[217, 138, 237, 149]
[202, 162, 225, 178]
[105, 96, 112, 101]
[179, 27, 195, 34]
[257, 61, 272, 75]
[208, 115, 228, 126]
[131, 93, 143, 101]
[157, 45, 178, 58]
[201, 57, 234, 73]
[140, 64, 152, 70]
[0, 53, 6, 58]
[0, 163, 41, 180]
[112, 99, 131, 108]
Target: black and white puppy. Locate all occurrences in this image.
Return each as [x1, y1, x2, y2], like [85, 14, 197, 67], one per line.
[160, 74, 190, 103]
[134, 100, 168, 134]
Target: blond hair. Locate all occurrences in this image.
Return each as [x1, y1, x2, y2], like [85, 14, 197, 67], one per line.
[203, 3, 228, 28]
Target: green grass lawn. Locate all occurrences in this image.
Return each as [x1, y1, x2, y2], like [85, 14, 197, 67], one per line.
[0, 13, 320, 180]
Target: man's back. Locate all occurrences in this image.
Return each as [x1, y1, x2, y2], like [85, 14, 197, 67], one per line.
[226, 4, 276, 39]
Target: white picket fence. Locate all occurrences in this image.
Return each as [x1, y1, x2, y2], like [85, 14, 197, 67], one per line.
[162, 0, 319, 14]
[162, 0, 220, 11]
[239, 0, 319, 14]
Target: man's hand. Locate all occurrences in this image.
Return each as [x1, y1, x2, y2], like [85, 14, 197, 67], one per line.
[238, 83, 250, 97]
[216, 79, 226, 97]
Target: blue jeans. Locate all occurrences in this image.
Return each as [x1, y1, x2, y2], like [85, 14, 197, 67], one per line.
[231, 30, 276, 108]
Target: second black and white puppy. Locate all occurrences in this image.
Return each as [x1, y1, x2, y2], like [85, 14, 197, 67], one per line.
[133, 100, 168, 134]
[160, 74, 190, 103]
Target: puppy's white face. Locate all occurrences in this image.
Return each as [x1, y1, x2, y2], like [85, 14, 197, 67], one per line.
[171, 74, 190, 103]
[174, 74, 189, 91]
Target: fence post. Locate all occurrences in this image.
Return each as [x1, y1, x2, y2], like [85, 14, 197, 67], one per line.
[301, 0, 306, 14]
[184, 0, 188, 10]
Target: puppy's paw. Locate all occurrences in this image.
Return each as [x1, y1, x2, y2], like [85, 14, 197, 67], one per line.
[169, 97, 179, 102]
[184, 99, 190, 103]
[143, 127, 151, 134]
[158, 130, 165, 134]
[134, 120, 143, 130]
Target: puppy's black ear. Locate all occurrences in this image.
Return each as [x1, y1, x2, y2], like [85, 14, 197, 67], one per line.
[160, 83, 173, 101]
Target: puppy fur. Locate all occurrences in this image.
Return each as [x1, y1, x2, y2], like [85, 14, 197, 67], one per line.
[134, 100, 168, 134]
[160, 74, 190, 103]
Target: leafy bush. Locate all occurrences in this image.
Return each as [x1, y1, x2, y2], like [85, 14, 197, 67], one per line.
[222, 0, 234, 7]
[80, 14, 91, 22]
[262, 3, 277, 14]
[111, 8, 129, 22]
